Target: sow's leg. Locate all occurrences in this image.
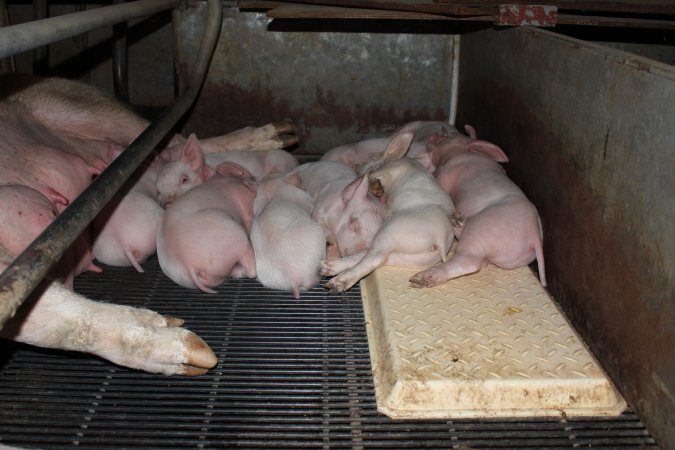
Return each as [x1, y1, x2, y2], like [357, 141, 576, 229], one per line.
[0, 252, 217, 376]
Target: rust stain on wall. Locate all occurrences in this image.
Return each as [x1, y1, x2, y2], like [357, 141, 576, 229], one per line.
[181, 80, 445, 156]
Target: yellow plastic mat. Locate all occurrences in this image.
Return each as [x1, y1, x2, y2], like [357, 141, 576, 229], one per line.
[360, 263, 627, 419]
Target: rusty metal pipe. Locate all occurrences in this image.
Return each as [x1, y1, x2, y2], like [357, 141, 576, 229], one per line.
[0, 0, 182, 59]
[0, 0, 223, 327]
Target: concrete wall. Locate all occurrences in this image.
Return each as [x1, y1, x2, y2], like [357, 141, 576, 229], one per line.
[173, 5, 457, 156]
[456, 26, 675, 449]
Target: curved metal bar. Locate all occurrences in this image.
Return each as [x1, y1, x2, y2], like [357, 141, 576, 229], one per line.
[0, 0, 182, 59]
[0, 0, 223, 327]
[112, 0, 130, 103]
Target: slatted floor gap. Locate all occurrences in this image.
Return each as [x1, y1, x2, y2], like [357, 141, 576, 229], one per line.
[0, 257, 659, 449]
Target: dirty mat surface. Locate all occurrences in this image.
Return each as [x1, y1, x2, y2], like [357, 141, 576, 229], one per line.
[360, 263, 626, 419]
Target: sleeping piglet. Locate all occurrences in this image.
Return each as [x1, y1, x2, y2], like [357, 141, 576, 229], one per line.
[92, 160, 163, 272]
[291, 161, 386, 259]
[155, 134, 298, 207]
[409, 131, 546, 288]
[250, 173, 326, 298]
[323, 133, 459, 294]
[156, 162, 257, 293]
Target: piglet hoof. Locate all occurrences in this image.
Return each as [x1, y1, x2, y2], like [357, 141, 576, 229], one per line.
[325, 277, 350, 295]
[450, 211, 465, 228]
[368, 179, 384, 197]
[409, 270, 440, 288]
[320, 259, 337, 276]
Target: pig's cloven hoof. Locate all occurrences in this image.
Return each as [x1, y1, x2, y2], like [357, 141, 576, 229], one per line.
[269, 121, 297, 136]
[368, 179, 385, 197]
[259, 122, 299, 149]
[325, 278, 349, 295]
[89, 306, 218, 376]
[179, 332, 219, 376]
[409, 271, 440, 288]
[320, 259, 338, 276]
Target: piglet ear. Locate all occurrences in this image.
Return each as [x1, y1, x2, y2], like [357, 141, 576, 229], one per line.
[181, 134, 206, 171]
[341, 174, 368, 204]
[382, 132, 414, 161]
[464, 124, 477, 139]
[468, 140, 509, 163]
[216, 161, 252, 179]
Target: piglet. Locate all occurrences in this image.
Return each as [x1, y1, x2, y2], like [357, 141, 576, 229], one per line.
[155, 134, 298, 207]
[291, 161, 386, 259]
[391, 120, 464, 143]
[322, 133, 460, 294]
[409, 131, 546, 288]
[92, 160, 163, 272]
[156, 162, 257, 293]
[322, 138, 433, 175]
[250, 174, 326, 298]
[321, 119, 461, 175]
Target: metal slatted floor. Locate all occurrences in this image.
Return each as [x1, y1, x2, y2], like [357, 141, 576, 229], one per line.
[0, 257, 659, 449]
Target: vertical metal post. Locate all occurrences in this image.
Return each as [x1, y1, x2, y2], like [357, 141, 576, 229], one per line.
[0, 0, 15, 72]
[112, 0, 130, 103]
[32, 0, 49, 74]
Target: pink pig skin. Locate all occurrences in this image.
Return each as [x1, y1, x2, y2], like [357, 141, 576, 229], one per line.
[0, 185, 100, 288]
[0, 102, 101, 209]
[391, 120, 464, 143]
[291, 161, 386, 259]
[92, 161, 163, 272]
[321, 120, 464, 176]
[323, 133, 458, 294]
[322, 138, 433, 174]
[320, 121, 462, 175]
[155, 134, 298, 207]
[156, 163, 257, 293]
[250, 174, 326, 298]
[410, 132, 546, 288]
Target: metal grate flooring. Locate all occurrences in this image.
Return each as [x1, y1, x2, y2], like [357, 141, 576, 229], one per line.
[0, 257, 659, 449]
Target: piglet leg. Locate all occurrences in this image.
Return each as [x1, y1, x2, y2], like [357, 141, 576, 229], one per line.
[201, 123, 298, 153]
[320, 251, 366, 276]
[0, 281, 217, 376]
[409, 252, 485, 288]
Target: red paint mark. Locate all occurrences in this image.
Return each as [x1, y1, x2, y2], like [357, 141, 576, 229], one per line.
[498, 4, 557, 27]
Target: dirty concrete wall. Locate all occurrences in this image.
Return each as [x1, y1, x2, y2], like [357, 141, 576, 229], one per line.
[173, 4, 456, 156]
[456, 26, 674, 449]
[6, 3, 175, 107]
